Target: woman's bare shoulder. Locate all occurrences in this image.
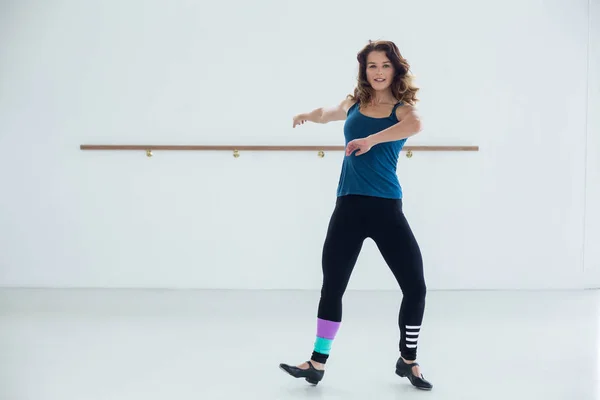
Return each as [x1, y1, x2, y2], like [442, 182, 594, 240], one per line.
[341, 95, 357, 113]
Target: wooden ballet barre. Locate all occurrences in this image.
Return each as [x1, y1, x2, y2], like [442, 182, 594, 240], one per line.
[80, 145, 479, 151]
[80, 144, 478, 158]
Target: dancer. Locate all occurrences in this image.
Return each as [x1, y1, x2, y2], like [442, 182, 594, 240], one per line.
[279, 40, 432, 391]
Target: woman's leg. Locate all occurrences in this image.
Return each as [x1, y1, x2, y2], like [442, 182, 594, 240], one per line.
[280, 196, 367, 383]
[368, 199, 431, 389]
[310, 197, 367, 365]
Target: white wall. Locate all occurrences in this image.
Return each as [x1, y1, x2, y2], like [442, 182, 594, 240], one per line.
[0, 0, 595, 290]
[585, 0, 600, 289]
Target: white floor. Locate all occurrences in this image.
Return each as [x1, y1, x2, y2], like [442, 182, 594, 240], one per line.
[0, 288, 598, 400]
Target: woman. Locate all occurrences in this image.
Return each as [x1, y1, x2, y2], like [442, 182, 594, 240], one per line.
[279, 40, 432, 391]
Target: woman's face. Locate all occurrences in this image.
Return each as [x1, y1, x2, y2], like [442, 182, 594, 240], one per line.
[365, 51, 395, 90]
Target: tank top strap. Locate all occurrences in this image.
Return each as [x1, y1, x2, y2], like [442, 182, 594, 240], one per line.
[390, 101, 404, 119]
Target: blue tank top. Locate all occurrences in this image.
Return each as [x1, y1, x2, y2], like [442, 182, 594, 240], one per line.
[336, 101, 407, 199]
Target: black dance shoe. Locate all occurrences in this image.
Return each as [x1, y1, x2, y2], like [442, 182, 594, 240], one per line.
[395, 358, 433, 390]
[279, 361, 325, 385]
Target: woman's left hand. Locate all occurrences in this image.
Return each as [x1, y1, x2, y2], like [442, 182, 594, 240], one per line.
[345, 137, 374, 156]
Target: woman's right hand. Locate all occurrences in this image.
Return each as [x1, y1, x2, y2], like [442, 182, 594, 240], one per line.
[293, 114, 308, 128]
[292, 99, 352, 128]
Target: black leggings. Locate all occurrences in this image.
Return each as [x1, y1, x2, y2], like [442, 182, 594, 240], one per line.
[313, 194, 427, 362]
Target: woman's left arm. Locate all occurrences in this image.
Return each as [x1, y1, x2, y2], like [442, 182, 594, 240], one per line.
[345, 105, 422, 156]
[368, 105, 422, 145]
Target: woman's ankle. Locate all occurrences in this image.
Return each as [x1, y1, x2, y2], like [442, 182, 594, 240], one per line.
[309, 360, 325, 370]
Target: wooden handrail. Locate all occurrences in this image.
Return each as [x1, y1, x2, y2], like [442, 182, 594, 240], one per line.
[80, 144, 479, 151]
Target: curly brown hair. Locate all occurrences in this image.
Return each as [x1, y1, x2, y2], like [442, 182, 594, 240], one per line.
[349, 40, 419, 106]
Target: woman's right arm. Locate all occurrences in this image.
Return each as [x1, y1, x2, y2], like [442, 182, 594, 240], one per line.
[293, 97, 355, 127]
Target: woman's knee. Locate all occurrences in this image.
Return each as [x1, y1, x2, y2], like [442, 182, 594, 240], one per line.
[320, 283, 346, 301]
[407, 281, 426, 302]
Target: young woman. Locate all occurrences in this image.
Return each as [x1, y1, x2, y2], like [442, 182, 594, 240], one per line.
[279, 40, 432, 391]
